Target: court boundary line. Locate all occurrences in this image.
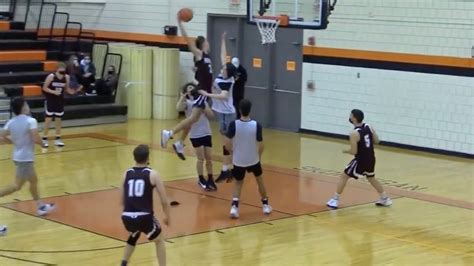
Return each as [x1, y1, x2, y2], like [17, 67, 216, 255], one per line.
[0, 253, 57, 265]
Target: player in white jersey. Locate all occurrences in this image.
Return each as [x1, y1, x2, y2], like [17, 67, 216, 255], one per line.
[198, 32, 237, 183]
[224, 99, 271, 219]
[0, 98, 56, 234]
[175, 83, 217, 191]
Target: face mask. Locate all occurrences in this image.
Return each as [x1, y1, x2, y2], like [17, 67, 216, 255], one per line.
[348, 118, 353, 124]
[58, 71, 66, 75]
[108, 70, 114, 74]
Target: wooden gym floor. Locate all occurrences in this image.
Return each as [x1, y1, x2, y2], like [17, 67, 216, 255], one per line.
[0, 119, 472, 265]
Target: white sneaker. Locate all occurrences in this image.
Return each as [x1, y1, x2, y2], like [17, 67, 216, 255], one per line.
[327, 198, 339, 209]
[172, 142, 186, 160]
[42, 139, 49, 148]
[161, 130, 171, 148]
[263, 204, 272, 215]
[0, 225, 7, 236]
[37, 203, 56, 216]
[375, 197, 393, 207]
[55, 139, 64, 147]
[230, 205, 239, 219]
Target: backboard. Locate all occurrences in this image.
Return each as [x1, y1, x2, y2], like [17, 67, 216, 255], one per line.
[247, 0, 335, 30]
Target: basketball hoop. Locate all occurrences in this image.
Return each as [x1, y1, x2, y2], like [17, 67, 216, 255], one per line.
[254, 15, 288, 44]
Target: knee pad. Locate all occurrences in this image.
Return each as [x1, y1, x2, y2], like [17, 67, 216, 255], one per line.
[223, 146, 230, 156]
[127, 232, 141, 246]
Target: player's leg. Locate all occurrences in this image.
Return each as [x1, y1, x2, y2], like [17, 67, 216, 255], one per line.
[252, 163, 272, 215]
[367, 176, 392, 207]
[216, 113, 235, 183]
[153, 231, 167, 266]
[0, 175, 26, 197]
[121, 231, 140, 266]
[193, 143, 207, 190]
[229, 166, 245, 218]
[54, 110, 65, 147]
[42, 116, 53, 147]
[26, 163, 55, 216]
[172, 126, 191, 160]
[204, 138, 216, 190]
[327, 160, 356, 209]
[161, 107, 203, 148]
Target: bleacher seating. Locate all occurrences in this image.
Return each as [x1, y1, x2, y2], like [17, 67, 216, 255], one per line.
[0, 1, 127, 127]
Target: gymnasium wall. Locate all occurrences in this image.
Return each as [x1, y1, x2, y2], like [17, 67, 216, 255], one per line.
[302, 0, 474, 155]
[53, 0, 473, 155]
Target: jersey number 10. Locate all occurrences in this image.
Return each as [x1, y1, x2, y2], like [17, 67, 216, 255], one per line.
[128, 179, 145, 197]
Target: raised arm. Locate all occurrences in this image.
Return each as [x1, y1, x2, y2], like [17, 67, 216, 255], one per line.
[203, 103, 214, 119]
[151, 171, 171, 226]
[220, 32, 227, 66]
[177, 19, 203, 60]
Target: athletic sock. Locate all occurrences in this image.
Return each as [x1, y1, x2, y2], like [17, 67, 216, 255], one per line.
[222, 165, 230, 171]
[261, 198, 269, 205]
[55, 135, 61, 140]
[232, 198, 239, 207]
[380, 192, 387, 199]
[333, 193, 340, 200]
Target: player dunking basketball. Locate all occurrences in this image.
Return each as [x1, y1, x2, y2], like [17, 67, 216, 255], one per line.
[327, 109, 392, 209]
[163, 15, 214, 160]
[121, 145, 171, 266]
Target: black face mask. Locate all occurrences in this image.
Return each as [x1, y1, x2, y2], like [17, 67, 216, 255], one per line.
[108, 70, 114, 74]
[349, 118, 353, 124]
[58, 71, 66, 75]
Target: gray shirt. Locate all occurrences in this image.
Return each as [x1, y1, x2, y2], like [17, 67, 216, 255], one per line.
[3, 115, 38, 162]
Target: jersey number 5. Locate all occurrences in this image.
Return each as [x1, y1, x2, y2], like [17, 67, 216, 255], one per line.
[364, 135, 371, 148]
[128, 179, 145, 197]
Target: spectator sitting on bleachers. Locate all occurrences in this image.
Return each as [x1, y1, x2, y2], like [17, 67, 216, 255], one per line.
[66, 55, 84, 94]
[87, 65, 118, 96]
[80, 55, 96, 93]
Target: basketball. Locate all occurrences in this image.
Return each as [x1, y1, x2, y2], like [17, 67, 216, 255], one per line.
[178, 8, 193, 22]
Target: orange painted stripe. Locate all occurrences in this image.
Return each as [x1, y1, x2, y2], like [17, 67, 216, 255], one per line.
[0, 50, 47, 62]
[303, 46, 474, 69]
[0, 21, 10, 30]
[43, 61, 58, 72]
[22, 85, 43, 97]
[35, 27, 473, 69]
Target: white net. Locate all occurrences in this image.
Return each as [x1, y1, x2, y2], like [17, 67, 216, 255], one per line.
[255, 18, 280, 44]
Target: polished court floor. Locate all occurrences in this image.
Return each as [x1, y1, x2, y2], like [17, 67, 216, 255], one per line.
[0, 119, 472, 265]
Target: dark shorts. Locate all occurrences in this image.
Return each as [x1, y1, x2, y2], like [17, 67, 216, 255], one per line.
[232, 162, 263, 181]
[344, 158, 375, 179]
[121, 214, 162, 240]
[190, 135, 212, 148]
[44, 100, 64, 118]
[193, 95, 207, 109]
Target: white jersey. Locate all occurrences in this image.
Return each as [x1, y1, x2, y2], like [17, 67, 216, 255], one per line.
[211, 75, 235, 114]
[185, 99, 212, 139]
[3, 115, 38, 162]
[226, 119, 263, 167]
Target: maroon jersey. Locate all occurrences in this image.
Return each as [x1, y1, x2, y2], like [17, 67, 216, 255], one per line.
[354, 124, 375, 166]
[194, 52, 213, 93]
[123, 167, 155, 213]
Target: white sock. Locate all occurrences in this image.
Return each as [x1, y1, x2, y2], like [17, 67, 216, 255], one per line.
[380, 192, 387, 199]
[334, 193, 340, 200]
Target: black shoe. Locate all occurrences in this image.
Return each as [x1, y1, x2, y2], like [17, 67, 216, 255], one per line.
[172, 142, 186, 160]
[206, 178, 217, 191]
[198, 178, 207, 190]
[215, 170, 232, 183]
